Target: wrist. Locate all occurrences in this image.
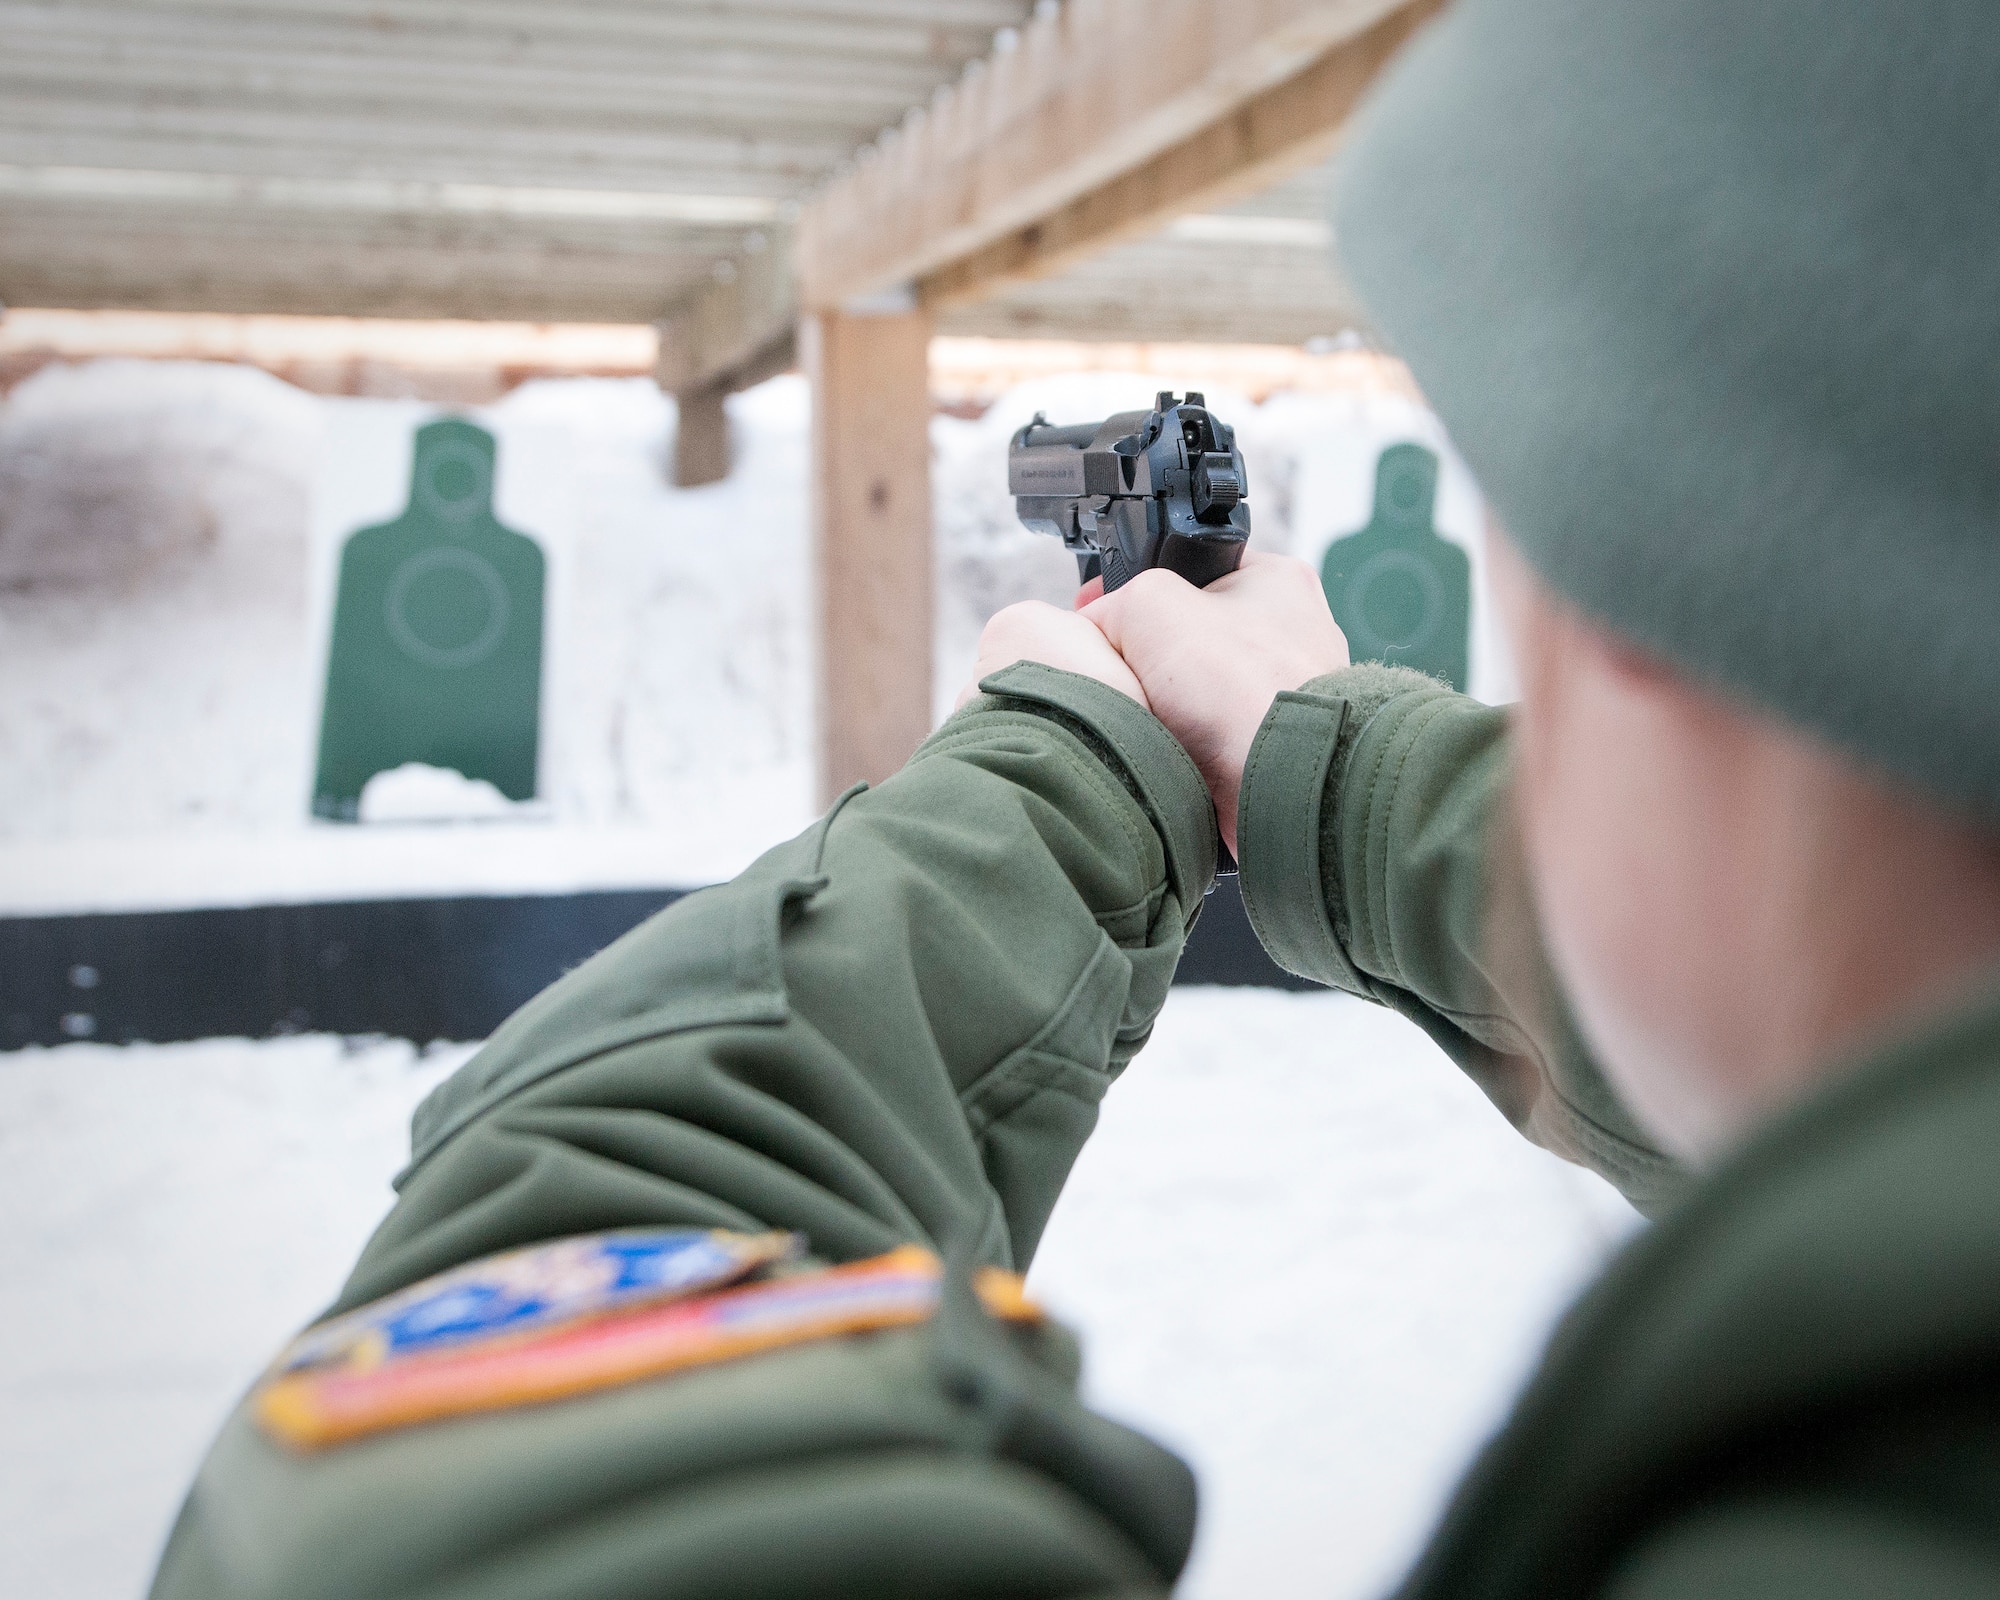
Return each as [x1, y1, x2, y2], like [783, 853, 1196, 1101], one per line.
[1204, 722, 1260, 858]
[962, 660, 1220, 907]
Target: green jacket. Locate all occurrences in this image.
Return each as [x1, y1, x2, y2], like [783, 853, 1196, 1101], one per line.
[153, 665, 2000, 1598]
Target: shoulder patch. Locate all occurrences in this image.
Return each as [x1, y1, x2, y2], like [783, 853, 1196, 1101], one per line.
[276, 1227, 801, 1377]
[256, 1242, 1039, 1450]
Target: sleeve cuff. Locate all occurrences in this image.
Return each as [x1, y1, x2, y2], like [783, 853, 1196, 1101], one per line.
[966, 661, 1218, 910]
[1235, 689, 1360, 987]
[1236, 663, 1450, 987]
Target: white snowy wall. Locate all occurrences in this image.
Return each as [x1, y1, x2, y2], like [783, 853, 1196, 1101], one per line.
[0, 359, 1503, 911]
[0, 362, 322, 844]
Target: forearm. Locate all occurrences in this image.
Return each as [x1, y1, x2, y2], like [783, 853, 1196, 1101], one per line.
[1236, 664, 1686, 1214]
[347, 686, 1208, 1304]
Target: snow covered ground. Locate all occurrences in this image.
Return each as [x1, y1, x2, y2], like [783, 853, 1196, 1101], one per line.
[0, 358, 1618, 1600]
[0, 994, 1633, 1600]
[0, 1035, 471, 1600]
[1037, 992, 1636, 1599]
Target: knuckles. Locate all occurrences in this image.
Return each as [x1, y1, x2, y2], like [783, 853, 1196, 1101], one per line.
[1118, 568, 1195, 606]
[978, 599, 1069, 650]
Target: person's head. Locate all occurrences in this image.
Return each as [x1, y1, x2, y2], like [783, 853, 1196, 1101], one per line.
[1331, 0, 2000, 1161]
[1491, 531, 2000, 1164]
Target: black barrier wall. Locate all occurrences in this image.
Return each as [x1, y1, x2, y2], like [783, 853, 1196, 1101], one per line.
[0, 877, 1311, 1050]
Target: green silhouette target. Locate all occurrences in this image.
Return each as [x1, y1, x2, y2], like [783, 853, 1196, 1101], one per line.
[313, 418, 545, 821]
[1320, 442, 1470, 691]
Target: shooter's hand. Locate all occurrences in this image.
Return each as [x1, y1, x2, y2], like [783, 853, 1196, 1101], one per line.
[1082, 553, 1348, 854]
[956, 601, 1150, 711]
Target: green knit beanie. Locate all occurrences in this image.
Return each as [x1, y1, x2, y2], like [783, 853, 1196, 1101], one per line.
[1333, 0, 2000, 822]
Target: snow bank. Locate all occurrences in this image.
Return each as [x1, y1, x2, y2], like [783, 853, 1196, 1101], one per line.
[357, 761, 540, 823]
[0, 363, 323, 843]
[0, 359, 318, 589]
[0, 367, 817, 885]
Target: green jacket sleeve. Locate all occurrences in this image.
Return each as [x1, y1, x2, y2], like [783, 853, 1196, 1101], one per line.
[1232, 663, 1687, 1215]
[149, 663, 1216, 1600]
[1602, 1498, 2000, 1600]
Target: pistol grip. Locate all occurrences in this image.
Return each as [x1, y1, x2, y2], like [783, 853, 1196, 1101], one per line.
[1157, 531, 1247, 590]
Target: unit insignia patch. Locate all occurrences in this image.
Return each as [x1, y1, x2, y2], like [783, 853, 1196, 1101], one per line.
[256, 1238, 1039, 1450]
[274, 1227, 801, 1378]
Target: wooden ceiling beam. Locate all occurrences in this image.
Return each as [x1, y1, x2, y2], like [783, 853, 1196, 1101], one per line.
[920, 0, 1443, 309]
[654, 231, 798, 399]
[794, 0, 1442, 312]
[656, 0, 1435, 397]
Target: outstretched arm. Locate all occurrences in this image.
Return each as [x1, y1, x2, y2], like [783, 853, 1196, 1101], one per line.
[152, 664, 1216, 1600]
[1060, 555, 1687, 1215]
[1235, 660, 1684, 1213]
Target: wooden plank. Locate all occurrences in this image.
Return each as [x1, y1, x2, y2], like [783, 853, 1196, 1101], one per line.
[0, 49, 960, 127]
[0, 2, 1026, 109]
[12, 0, 1029, 59]
[654, 232, 797, 398]
[795, 0, 1430, 311]
[805, 307, 934, 803]
[0, 100, 861, 192]
[922, 0, 1445, 307]
[0, 219, 733, 323]
[935, 254, 1374, 346]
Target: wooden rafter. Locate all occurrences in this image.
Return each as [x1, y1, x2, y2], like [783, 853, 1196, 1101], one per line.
[921, 0, 1446, 308]
[795, 0, 1441, 312]
[658, 0, 1437, 394]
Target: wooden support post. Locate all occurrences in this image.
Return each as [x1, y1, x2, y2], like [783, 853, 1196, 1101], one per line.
[671, 384, 730, 488]
[805, 307, 933, 804]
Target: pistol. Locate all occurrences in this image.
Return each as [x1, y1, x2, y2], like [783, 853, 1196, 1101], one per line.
[1009, 391, 1250, 592]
